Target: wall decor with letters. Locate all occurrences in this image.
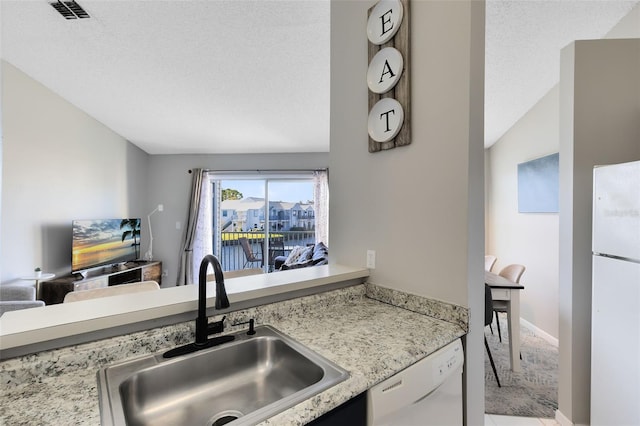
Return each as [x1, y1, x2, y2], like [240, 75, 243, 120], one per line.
[367, 0, 410, 153]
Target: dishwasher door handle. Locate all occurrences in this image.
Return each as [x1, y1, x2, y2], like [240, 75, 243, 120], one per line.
[381, 379, 403, 393]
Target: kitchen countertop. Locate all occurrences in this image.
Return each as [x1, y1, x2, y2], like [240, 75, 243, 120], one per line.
[0, 264, 370, 354]
[0, 283, 467, 425]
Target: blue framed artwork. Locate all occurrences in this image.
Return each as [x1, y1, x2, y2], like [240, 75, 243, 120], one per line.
[517, 153, 559, 213]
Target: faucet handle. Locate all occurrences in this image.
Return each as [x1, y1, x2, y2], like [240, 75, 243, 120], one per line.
[207, 315, 226, 335]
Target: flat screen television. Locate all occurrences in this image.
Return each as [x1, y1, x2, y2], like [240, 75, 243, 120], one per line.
[72, 218, 141, 273]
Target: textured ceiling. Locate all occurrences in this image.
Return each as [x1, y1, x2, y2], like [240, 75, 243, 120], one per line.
[1, 0, 330, 154]
[485, 0, 638, 147]
[2, 1, 638, 153]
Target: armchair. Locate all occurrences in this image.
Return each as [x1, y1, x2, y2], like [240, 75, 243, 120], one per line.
[0, 285, 45, 317]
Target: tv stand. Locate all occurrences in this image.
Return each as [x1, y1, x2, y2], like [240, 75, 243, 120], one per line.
[41, 261, 162, 305]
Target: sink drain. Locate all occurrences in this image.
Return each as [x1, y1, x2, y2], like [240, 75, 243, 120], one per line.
[209, 410, 243, 426]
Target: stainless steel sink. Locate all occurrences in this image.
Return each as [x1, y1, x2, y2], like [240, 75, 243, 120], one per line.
[97, 325, 349, 425]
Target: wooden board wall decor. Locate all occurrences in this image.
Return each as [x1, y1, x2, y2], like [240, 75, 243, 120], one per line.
[367, 0, 411, 153]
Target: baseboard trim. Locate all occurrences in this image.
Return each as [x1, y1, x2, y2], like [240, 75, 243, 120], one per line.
[520, 318, 558, 347]
[556, 409, 572, 426]
[555, 409, 588, 426]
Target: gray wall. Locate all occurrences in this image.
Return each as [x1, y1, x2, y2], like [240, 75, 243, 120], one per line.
[330, 0, 482, 305]
[1, 61, 149, 282]
[329, 1, 485, 423]
[558, 38, 640, 425]
[146, 153, 329, 287]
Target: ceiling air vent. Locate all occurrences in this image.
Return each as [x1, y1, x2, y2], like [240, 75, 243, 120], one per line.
[50, 1, 90, 19]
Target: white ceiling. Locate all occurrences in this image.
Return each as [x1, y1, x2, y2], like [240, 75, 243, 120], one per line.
[1, 0, 331, 154]
[2, 1, 638, 154]
[485, 0, 638, 147]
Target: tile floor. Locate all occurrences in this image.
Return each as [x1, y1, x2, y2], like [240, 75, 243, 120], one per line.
[485, 415, 559, 425]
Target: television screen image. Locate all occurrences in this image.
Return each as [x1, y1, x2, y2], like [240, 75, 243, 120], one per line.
[72, 218, 141, 273]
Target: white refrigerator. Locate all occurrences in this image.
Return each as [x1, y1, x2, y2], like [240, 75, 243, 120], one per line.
[591, 160, 640, 426]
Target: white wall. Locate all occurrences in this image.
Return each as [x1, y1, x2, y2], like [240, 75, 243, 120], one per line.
[606, 3, 640, 39]
[486, 86, 560, 338]
[558, 38, 640, 425]
[329, 0, 485, 423]
[1, 61, 149, 282]
[146, 153, 328, 287]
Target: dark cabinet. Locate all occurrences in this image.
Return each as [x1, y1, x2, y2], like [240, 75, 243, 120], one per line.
[308, 392, 367, 426]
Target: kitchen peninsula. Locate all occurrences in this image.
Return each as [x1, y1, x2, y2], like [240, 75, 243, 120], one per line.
[0, 265, 370, 355]
[0, 266, 468, 425]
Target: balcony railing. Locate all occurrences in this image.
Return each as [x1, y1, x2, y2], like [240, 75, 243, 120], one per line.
[217, 231, 316, 272]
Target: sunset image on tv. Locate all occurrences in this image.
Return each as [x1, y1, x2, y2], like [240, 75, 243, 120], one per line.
[72, 219, 141, 272]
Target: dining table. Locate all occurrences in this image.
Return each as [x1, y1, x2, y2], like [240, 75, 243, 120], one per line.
[485, 270, 525, 372]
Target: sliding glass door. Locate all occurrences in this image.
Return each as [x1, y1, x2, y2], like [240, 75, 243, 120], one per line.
[209, 174, 319, 272]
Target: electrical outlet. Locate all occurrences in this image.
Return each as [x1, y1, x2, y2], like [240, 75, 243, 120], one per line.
[162, 269, 169, 277]
[366, 250, 376, 269]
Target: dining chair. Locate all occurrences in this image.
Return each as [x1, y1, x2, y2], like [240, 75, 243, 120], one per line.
[493, 264, 526, 342]
[238, 237, 263, 268]
[267, 239, 285, 271]
[485, 255, 498, 335]
[485, 255, 497, 272]
[485, 284, 501, 387]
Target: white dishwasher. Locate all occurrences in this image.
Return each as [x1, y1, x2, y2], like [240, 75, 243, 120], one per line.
[367, 338, 464, 425]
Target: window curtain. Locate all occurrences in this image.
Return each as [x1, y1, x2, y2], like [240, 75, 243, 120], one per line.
[313, 170, 329, 245]
[176, 169, 207, 286]
[191, 173, 214, 283]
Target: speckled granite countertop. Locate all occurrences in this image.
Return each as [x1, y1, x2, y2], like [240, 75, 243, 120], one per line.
[0, 284, 467, 425]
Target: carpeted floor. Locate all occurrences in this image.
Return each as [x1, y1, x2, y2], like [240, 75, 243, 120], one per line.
[485, 314, 558, 418]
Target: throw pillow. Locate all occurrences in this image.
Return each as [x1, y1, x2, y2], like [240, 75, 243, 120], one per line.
[295, 245, 315, 264]
[311, 242, 329, 264]
[284, 246, 306, 266]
